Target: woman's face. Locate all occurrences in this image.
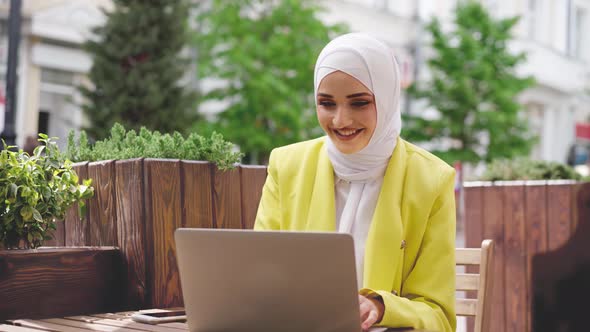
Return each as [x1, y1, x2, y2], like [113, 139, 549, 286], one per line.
[316, 71, 377, 154]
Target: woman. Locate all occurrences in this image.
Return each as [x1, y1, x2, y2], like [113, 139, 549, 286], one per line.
[254, 33, 456, 332]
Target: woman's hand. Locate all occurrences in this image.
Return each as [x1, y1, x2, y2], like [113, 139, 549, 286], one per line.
[358, 294, 385, 331]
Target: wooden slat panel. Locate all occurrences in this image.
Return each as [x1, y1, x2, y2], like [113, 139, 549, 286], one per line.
[577, 182, 590, 229]
[456, 273, 480, 291]
[44, 220, 65, 247]
[14, 319, 90, 332]
[503, 184, 527, 332]
[525, 182, 548, 332]
[91, 310, 188, 330]
[157, 323, 188, 330]
[456, 248, 481, 265]
[115, 159, 146, 309]
[0, 248, 124, 320]
[0, 324, 47, 332]
[482, 185, 505, 332]
[456, 298, 478, 316]
[463, 184, 484, 332]
[145, 159, 183, 308]
[239, 165, 267, 229]
[182, 161, 214, 229]
[91, 309, 188, 330]
[64, 315, 183, 332]
[530, 182, 590, 332]
[42, 318, 118, 331]
[547, 185, 573, 251]
[87, 161, 117, 246]
[571, 182, 587, 232]
[464, 185, 484, 249]
[65, 162, 89, 246]
[143, 160, 154, 309]
[212, 167, 242, 229]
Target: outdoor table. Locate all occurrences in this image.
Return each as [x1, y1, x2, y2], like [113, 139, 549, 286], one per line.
[1, 308, 432, 332]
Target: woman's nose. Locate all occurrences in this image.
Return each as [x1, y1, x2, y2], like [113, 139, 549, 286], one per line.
[332, 107, 353, 128]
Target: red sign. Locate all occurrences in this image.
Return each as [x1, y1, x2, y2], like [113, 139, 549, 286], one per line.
[576, 123, 590, 141]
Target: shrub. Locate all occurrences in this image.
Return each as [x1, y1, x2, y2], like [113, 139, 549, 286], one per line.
[66, 123, 243, 170]
[480, 158, 583, 181]
[0, 135, 94, 249]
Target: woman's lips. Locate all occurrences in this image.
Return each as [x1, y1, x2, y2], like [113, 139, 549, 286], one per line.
[333, 128, 364, 141]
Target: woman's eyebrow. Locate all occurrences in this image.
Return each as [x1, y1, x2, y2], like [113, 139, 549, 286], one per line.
[317, 93, 333, 98]
[317, 92, 372, 98]
[346, 92, 372, 98]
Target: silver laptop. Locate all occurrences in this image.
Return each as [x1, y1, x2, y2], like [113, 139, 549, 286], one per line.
[174, 228, 361, 332]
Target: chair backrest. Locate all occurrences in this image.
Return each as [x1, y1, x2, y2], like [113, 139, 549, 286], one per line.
[456, 239, 495, 332]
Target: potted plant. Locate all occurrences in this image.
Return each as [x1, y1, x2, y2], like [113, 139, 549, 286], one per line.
[0, 134, 94, 249]
[64, 123, 246, 308]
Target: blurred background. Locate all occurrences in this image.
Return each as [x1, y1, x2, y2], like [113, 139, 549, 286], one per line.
[0, 0, 588, 174]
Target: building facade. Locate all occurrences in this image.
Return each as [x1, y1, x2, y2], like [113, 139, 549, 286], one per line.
[0, 0, 108, 148]
[0, 0, 588, 164]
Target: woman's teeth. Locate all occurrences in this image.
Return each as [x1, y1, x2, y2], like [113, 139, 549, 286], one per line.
[335, 129, 361, 136]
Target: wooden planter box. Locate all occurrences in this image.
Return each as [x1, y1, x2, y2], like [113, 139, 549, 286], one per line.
[61, 159, 268, 310]
[463, 180, 590, 332]
[0, 247, 124, 320]
[60, 158, 590, 331]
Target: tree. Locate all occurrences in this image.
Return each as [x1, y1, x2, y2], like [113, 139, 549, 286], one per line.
[404, 2, 535, 165]
[193, 0, 346, 164]
[79, 0, 197, 140]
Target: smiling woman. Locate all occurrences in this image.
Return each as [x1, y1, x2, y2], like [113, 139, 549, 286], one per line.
[255, 33, 456, 332]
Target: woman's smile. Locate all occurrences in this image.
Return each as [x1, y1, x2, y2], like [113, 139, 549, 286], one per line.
[332, 127, 365, 140]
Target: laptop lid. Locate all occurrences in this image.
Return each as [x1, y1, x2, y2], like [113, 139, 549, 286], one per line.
[175, 228, 361, 332]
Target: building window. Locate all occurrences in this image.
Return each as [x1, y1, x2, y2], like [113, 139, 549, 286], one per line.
[373, 0, 389, 11]
[569, 5, 589, 61]
[527, 0, 542, 41]
[40, 68, 75, 86]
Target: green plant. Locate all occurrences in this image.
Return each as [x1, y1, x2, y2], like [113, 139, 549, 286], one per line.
[66, 123, 243, 170]
[0, 135, 94, 249]
[405, 2, 535, 165]
[481, 158, 583, 181]
[193, 0, 346, 164]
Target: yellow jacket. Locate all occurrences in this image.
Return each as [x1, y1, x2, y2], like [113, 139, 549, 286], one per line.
[254, 137, 456, 332]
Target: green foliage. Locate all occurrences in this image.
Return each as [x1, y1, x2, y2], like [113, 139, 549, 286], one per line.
[79, 0, 198, 140]
[193, 0, 346, 163]
[481, 158, 582, 181]
[405, 2, 536, 165]
[0, 135, 94, 249]
[66, 123, 243, 170]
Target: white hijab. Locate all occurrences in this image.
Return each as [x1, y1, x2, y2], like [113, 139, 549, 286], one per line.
[315, 33, 401, 182]
[314, 33, 402, 285]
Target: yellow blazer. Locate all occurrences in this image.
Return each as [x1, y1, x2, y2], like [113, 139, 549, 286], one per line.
[254, 137, 456, 332]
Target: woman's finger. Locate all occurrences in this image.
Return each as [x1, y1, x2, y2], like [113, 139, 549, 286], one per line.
[362, 309, 379, 330]
[358, 297, 371, 320]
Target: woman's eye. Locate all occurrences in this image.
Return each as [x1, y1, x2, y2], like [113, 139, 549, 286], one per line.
[351, 100, 370, 107]
[319, 100, 336, 107]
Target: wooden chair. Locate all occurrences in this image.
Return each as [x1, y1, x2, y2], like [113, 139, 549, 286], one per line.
[456, 239, 494, 332]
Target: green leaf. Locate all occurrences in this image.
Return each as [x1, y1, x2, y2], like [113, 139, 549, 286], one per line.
[9, 183, 17, 198]
[20, 206, 33, 221]
[32, 208, 43, 222]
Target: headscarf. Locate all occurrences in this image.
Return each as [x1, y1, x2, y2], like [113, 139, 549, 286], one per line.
[314, 34, 402, 283]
